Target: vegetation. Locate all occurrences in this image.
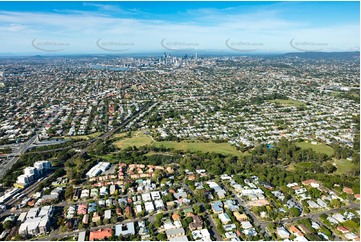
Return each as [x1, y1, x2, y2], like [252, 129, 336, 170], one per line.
[64, 132, 102, 141]
[331, 158, 355, 175]
[269, 99, 305, 107]
[153, 140, 246, 158]
[114, 136, 153, 149]
[296, 142, 334, 157]
[0, 148, 74, 186]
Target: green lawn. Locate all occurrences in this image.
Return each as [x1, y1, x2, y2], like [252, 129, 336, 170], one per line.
[332, 158, 355, 175]
[269, 99, 305, 107]
[114, 136, 153, 148]
[296, 141, 334, 156]
[112, 132, 129, 139]
[153, 141, 246, 157]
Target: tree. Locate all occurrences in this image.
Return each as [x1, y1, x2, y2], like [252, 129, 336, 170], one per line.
[330, 199, 341, 208]
[65, 186, 74, 200]
[155, 213, 163, 221]
[194, 189, 208, 203]
[323, 163, 336, 174]
[2, 220, 13, 230]
[153, 169, 163, 182]
[154, 219, 162, 228]
[289, 207, 301, 217]
[157, 233, 167, 241]
[193, 204, 201, 214]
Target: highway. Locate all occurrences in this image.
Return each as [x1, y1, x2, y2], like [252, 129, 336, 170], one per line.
[0, 134, 38, 179]
[0, 101, 155, 213]
[0, 106, 62, 179]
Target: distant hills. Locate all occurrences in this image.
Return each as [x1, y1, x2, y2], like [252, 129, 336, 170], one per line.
[0, 51, 359, 59]
[282, 51, 360, 59]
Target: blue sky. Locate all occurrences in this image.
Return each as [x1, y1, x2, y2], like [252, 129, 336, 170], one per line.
[0, 1, 359, 54]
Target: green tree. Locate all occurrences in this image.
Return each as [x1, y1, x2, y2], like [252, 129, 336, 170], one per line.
[156, 233, 167, 241]
[330, 199, 341, 208]
[289, 207, 301, 217]
[194, 189, 208, 203]
[323, 163, 337, 174]
[65, 186, 74, 200]
[193, 204, 201, 214]
[2, 220, 13, 230]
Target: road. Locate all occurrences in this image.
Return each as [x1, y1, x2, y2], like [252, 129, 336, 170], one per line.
[0, 102, 155, 214]
[221, 181, 270, 238]
[0, 106, 63, 179]
[36, 203, 194, 241]
[71, 101, 155, 159]
[3, 172, 54, 207]
[181, 181, 223, 241]
[205, 213, 223, 241]
[0, 135, 38, 178]
[281, 202, 360, 224]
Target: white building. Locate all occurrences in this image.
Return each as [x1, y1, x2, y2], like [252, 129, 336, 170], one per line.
[86, 162, 110, 178]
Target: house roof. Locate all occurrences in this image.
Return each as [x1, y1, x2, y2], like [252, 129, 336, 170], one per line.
[343, 187, 353, 194]
[172, 212, 181, 221]
[289, 225, 303, 237]
[89, 228, 112, 241]
[301, 179, 319, 186]
[336, 226, 349, 233]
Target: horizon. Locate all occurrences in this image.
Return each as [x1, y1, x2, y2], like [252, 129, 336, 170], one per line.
[0, 1, 359, 55]
[0, 50, 360, 58]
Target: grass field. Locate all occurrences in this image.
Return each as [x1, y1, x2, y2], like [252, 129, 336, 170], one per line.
[296, 141, 334, 156]
[112, 132, 129, 139]
[332, 158, 355, 175]
[269, 99, 305, 107]
[153, 141, 246, 157]
[114, 136, 153, 149]
[113, 130, 245, 157]
[113, 131, 153, 149]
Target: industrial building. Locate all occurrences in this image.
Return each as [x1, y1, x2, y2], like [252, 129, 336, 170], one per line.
[86, 162, 110, 178]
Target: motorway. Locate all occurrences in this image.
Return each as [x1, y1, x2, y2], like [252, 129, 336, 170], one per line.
[0, 134, 38, 179]
[0, 102, 155, 214]
[0, 106, 63, 179]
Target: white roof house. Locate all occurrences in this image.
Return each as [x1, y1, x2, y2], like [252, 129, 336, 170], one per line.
[154, 199, 165, 210]
[135, 205, 143, 214]
[115, 222, 135, 236]
[192, 229, 211, 241]
[78, 231, 86, 241]
[26, 207, 39, 219]
[144, 201, 154, 213]
[141, 193, 152, 202]
[277, 227, 290, 239]
[104, 210, 111, 220]
[218, 213, 231, 224]
[151, 191, 161, 200]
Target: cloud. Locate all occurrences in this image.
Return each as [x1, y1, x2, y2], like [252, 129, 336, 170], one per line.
[0, 6, 358, 54]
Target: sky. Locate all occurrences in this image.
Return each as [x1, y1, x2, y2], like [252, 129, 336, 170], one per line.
[0, 1, 359, 55]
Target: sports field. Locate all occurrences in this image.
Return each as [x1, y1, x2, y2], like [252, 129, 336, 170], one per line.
[296, 141, 334, 156]
[153, 141, 245, 157]
[332, 158, 354, 175]
[113, 133, 153, 148]
[269, 99, 305, 107]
